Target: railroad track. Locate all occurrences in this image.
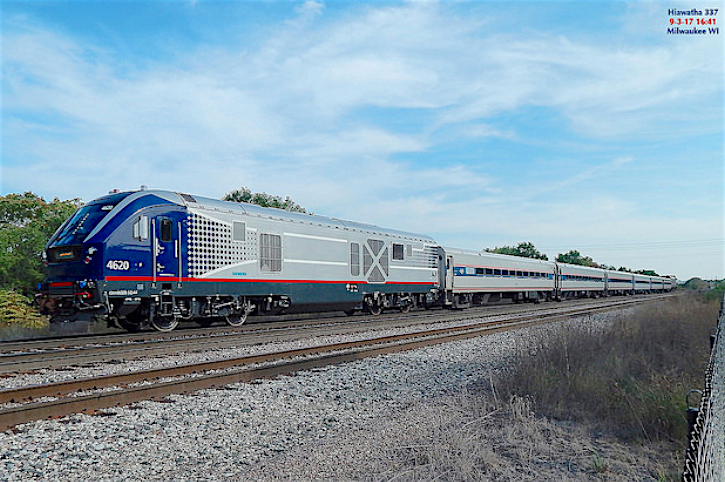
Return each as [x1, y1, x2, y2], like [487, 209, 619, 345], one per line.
[0, 295, 666, 374]
[1, 294, 670, 354]
[0, 309, 495, 373]
[0, 295, 670, 431]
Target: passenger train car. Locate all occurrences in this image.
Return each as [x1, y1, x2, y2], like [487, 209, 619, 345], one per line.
[37, 188, 675, 332]
[605, 270, 635, 296]
[558, 263, 606, 298]
[441, 248, 556, 307]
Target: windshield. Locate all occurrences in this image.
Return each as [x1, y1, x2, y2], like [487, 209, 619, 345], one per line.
[51, 192, 131, 245]
[53, 204, 113, 245]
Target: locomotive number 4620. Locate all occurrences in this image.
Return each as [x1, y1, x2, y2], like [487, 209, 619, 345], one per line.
[106, 260, 130, 271]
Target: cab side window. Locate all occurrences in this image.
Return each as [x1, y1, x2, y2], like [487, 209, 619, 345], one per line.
[160, 219, 173, 242]
[133, 216, 149, 240]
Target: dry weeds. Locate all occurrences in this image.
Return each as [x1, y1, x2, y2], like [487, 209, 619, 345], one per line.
[246, 294, 716, 481]
[251, 393, 676, 481]
[495, 295, 717, 444]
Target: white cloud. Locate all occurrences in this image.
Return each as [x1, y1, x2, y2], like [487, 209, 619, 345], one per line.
[296, 1, 324, 18]
[460, 124, 516, 140]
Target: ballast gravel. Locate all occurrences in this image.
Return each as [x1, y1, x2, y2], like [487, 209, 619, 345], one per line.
[0, 314, 622, 481]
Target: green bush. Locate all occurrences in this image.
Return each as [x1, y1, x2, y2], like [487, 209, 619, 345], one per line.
[0, 289, 48, 329]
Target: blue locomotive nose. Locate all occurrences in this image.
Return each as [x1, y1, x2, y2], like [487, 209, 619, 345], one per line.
[45, 243, 104, 282]
[39, 191, 135, 325]
[40, 242, 105, 322]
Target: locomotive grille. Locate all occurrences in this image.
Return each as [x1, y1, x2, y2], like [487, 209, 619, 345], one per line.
[368, 266, 385, 283]
[350, 243, 360, 276]
[187, 213, 256, 277]
[363, 245, 373, 276]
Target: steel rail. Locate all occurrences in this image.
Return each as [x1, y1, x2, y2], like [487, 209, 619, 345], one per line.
[0, 302, 537, 354]
[2, 301, 517, 352]
[0, 314, 443, 373]
[0, 314, 539, 404]
[0, 310, 353, 353]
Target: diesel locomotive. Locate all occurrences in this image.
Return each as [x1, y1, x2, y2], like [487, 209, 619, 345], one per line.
[37, 188, 675, 332]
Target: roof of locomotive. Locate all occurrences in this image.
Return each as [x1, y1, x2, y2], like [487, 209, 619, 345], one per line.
[131, 189, 437, 243]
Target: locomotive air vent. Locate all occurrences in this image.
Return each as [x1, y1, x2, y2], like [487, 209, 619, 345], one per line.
[364, 238, 389, 284]
[188, 213, 256, 277]
[178, 193, 197, 203]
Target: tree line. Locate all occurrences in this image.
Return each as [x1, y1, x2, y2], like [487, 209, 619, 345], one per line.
[222, 187, 308, 213]
[1, 193, 81, 296]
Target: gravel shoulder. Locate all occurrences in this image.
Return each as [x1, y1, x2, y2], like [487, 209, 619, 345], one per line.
[0, 311, 672, 481]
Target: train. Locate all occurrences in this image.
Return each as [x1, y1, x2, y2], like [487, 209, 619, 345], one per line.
[36, 188, 676, 332]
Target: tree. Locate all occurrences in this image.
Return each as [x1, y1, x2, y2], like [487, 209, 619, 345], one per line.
[556, 250, 599, 267]
[223, 187, 308, 213]
[0, 193, 81, 295]
[683, 277, 708, 290]
[486, 241, 548, 260]
[616, 266, 659, 276]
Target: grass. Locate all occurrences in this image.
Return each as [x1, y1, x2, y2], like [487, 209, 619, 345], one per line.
[255, 392, 679, 481]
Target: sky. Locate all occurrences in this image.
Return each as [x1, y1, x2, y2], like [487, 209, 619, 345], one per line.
[1, 0, 723, 281]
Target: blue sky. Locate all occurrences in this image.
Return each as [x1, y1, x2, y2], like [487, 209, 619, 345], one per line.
[1, 0, 723, 280]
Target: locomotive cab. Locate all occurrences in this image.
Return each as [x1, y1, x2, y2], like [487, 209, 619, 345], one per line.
[38, 191, 135, 324]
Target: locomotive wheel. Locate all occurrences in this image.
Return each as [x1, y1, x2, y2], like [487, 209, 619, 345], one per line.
[399, 302, 411, 314]
[225, 313, 247, 327]
[151, 316, 179, 332]
[366, 299, 382, 316]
